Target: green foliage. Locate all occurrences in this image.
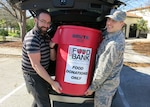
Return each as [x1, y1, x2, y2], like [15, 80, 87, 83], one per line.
[0, 29, 8, 36]
[26, 18, 34, 31]
[137, 18, 148, 32]
[8, 32, 19, 37]
[0, 19, 6, 26]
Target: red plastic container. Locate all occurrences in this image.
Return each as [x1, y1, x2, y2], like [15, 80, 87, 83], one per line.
[52, 25, 102, 96]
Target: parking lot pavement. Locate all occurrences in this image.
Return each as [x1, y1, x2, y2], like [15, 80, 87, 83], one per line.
[112, 66, 150, 107]
[0, 83, 33, 107]
[0, 47, 21, 56]
[1, 57, 150, 107]
[0, 57, 33, 107]
[0, 38, 150, 107]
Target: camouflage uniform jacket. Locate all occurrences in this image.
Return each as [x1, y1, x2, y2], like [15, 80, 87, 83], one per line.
[89, 30, 125, 92]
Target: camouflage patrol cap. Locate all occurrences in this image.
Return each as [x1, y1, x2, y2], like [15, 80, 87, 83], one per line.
[105, 10, 126, 21]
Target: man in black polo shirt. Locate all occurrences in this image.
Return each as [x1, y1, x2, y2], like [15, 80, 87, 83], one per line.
[22, 9, 62, 107]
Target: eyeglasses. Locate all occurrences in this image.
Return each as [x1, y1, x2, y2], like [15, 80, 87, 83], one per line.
[38, 19, 51, 25]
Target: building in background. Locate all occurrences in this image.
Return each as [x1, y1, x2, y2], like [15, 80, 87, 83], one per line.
[127, 6, 150, 39]
[124, 12, 142, 38]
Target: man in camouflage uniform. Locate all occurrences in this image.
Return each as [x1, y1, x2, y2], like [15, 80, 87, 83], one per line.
[85, 10, 126, 107]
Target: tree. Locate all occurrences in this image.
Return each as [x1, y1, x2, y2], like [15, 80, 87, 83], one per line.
[26, 18, 34, 32]
[0, 19, 6, 28]
[0, 0, 28, 41]
[137, 18, 148, 32]
[0, 19, 7, 41]
[137, 18, 149, 38]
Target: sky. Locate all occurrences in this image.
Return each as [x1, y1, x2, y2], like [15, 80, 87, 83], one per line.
[118, 0, 150, 11]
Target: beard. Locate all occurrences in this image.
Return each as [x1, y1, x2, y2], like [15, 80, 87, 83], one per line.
[36, 23, 48, 35]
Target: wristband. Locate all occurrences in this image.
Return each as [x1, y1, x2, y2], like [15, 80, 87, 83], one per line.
[50, 47, 55, 49]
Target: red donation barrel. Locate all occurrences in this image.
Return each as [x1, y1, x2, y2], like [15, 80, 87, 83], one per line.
[52, 25, 103, 96]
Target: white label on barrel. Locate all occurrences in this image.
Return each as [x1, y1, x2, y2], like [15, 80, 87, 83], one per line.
[64, 45, 92, 84]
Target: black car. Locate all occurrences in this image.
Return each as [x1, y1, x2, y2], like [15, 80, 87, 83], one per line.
[10, 0, 125, 107]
